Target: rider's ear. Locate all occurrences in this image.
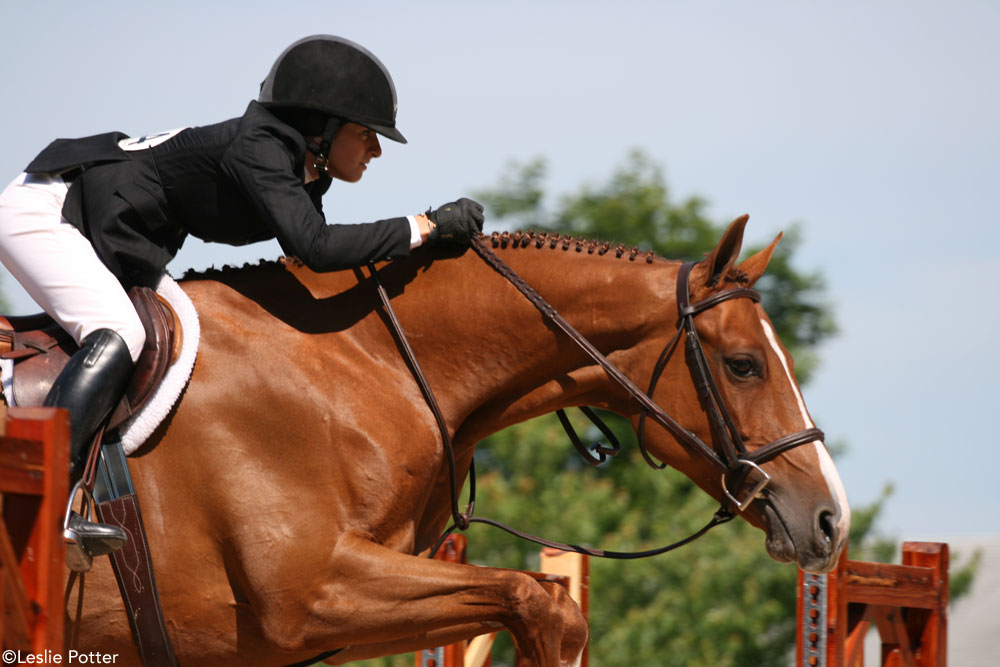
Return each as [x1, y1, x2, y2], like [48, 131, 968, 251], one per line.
[695, 214, 748, 289]
[737, 232, 783, 287]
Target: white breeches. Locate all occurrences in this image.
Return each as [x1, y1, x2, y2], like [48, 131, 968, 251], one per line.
[0, 173, 146, 362]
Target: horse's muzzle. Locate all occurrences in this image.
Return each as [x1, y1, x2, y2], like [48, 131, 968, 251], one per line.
[760, 500, 847, 574]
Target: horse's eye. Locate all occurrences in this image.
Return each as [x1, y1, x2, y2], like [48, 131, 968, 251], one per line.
[726, 357, 759, 378]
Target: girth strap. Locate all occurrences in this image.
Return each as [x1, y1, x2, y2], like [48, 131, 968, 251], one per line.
[93, 442, 178, 667]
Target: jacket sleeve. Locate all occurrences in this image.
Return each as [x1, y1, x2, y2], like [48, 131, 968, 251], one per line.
[221, 124, 411, 272]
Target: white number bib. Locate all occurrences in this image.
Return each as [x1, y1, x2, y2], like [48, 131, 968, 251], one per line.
[117, 128, 189, 152]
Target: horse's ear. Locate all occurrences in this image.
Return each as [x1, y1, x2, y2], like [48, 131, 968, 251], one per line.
[737, 232, 783, 287]
[694, 214, 748, 289]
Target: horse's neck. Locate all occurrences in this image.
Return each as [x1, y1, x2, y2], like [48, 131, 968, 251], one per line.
[406, 245, 678, 441]
[196, 249, 678, 442]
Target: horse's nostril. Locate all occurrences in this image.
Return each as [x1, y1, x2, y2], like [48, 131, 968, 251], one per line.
[818, 510, 836, 544]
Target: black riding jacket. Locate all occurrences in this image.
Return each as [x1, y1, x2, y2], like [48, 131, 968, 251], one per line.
[25, 101, 411, 287]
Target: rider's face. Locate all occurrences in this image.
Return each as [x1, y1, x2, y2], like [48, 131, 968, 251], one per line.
[325, 122, 383, 183]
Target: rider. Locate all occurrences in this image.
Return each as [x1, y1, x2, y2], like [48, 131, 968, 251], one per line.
[0, 34, 484, 568]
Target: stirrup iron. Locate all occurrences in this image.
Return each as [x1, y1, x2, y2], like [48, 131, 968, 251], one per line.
[63, 478, 127, 572]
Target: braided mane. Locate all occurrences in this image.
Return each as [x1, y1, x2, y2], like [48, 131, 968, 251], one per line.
[486, 231, 750, 285]
[486, 230, 657, 264]
[178, 232, 747, 283]
[180, 257, 293, 281]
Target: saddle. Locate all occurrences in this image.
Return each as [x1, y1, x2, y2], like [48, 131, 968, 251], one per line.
[0, 286, 181, 427]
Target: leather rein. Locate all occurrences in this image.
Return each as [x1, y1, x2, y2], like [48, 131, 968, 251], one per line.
[365, 235, 823, 560]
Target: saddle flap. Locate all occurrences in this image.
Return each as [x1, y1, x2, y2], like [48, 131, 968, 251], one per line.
[113, 287, 176, 424]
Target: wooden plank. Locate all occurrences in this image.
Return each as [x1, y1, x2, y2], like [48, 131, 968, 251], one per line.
[0, 520, 32, 650]
[902, 543, 948, 667]
[871, 606, 915, 666]
[843, 561, 938, 609]
[0, 436, 45, 496]
[464, 632, 496, 667]
[35, 406, 68, 652]
[844, 616, 869, 667]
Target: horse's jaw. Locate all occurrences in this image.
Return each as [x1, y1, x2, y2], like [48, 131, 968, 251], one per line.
[756, 498, 848, 574]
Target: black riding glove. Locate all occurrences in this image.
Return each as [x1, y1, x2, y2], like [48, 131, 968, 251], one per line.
[426, 198, 485, 247]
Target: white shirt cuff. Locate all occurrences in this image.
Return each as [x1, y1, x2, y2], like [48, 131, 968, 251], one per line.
[407, 215, 423, 249]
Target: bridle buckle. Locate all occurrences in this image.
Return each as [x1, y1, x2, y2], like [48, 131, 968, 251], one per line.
[722, 459, 771, 512]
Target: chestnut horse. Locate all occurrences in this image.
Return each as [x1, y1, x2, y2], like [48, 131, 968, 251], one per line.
[70, 216, 849, 666]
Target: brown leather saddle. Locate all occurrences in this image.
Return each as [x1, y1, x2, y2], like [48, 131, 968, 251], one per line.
[0, 286, 181, 429]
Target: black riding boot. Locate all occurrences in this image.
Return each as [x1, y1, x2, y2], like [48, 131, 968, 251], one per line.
[45, 328, 134, 569]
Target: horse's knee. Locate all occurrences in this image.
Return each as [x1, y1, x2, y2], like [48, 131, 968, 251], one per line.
[503, 574, 588, 666]
[538, 581, 588, 664]
[503, 572, 555, 625]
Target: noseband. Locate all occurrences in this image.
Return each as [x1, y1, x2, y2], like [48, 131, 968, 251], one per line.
[366, 237, 824, 559]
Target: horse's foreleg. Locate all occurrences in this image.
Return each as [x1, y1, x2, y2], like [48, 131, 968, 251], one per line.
[266, 533, 587, 667]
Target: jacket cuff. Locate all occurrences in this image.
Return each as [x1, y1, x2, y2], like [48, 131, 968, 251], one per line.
[406, 215, 423, 249]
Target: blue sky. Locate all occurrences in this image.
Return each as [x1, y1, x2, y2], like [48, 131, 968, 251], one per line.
[1, 1, 997, 541]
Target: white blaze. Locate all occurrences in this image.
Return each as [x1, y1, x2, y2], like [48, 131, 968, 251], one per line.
[759, 318, 850, 535]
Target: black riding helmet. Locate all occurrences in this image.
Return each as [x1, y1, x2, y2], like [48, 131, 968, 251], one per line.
[259, 35, 406, 172]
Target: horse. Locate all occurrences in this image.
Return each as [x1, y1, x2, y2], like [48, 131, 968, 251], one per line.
[68, 215, 849, 666]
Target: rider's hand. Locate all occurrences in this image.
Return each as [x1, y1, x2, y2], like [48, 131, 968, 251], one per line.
[425, 198, 485, 247]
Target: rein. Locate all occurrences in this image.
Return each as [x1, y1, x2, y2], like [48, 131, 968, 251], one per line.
[365, 235, 823, 560]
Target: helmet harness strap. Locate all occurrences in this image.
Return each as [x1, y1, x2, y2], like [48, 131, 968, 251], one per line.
[308, 116, 342, 175]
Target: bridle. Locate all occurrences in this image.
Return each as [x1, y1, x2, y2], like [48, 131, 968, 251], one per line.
[365, 235, 824, 559]
[643, 260, 825, 510]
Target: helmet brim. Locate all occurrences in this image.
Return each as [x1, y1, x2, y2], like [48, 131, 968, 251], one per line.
[366, 123, 407, 144]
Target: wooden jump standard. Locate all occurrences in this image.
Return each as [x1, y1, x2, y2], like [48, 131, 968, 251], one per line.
[0, 406, 70, 652]
[798, 542, 949, 667]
